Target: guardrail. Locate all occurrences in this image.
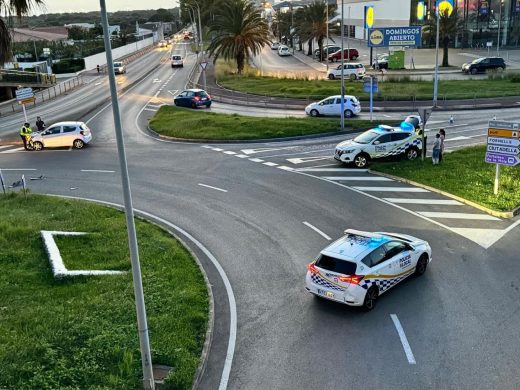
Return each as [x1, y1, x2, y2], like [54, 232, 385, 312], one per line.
[0, 69, 56, 86]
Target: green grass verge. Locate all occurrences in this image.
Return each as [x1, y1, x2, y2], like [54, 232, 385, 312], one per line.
[371, 145, 520, 212]
[149, 106, 394, 140]
[0, 194, 208, 390]
[217, 74, 520, 101]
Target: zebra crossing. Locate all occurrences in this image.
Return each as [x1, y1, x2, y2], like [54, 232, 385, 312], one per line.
[201, 143, 517, 249]
[0, 145, 26, 154]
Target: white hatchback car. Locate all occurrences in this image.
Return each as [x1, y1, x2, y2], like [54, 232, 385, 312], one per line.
[31, 121, 92, 150]
[171, 54, 183, 68]
[305, 95, 361, 118]
[327, 63, 366, 80]
[306, 229, 432, 311]
[278, 45, 291, 56]
[271, 42, 280, 50]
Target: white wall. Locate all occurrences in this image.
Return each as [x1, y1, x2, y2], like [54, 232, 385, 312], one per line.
[83, 36, 154, 70]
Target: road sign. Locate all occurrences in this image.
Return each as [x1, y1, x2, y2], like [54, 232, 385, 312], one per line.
[363, 76, 378, 93]
[368, 26, 422, 48]
[200, 62, 208, 70]
[489, 120, 520, 130]
[18, 97, 35, 105]
[487, 137, 520, 147]
[485, 153, 520, 166]
[486, 145, 519, 155]
[15, 88, 34, 101]
[418, 107, 433, 124]
[488, 128, 519, 138]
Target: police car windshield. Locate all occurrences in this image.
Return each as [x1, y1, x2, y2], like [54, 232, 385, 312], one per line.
[316, 255, 357, 275]
[353, 130, 379, 144]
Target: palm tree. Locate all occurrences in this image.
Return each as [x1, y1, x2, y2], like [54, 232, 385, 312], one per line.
[423, 9, 464, 67]
[271, 9, 291, 43]
[208, 0, 270, 74]
[294, 1, 335, 60]
[0, 0, 43, 65]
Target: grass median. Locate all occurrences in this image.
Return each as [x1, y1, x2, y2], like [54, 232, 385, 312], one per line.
[371, 145, 520, 212]
[0, 193, 208, 390]
[217, 73, 520, 101]
[149, 106, 394, 140]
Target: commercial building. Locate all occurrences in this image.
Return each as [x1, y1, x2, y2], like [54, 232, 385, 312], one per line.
[336, 0, 519, 47]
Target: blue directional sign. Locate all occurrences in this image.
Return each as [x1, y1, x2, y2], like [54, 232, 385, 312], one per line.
[363, 77, 378, 93]
[368, 27, 422, 48]
[486, 120, 520, 166]
[485, 153, 520, 166]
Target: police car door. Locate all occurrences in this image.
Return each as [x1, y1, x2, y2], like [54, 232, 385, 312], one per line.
[382, 241, 414, 278]
[372, 133, 396, 158]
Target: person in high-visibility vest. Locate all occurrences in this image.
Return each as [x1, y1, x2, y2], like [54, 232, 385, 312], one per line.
[19, 122, 33, 150]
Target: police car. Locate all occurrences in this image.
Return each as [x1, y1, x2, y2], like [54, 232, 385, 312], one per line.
[306, 229, 431, 311]
[334, 124, 422, 168]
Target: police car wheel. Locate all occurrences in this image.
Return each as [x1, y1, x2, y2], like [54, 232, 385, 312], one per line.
[362, 286, 378, 311]
[32, 141, 43, 151]
[310, 109, 319, 117]
[354, 153, 369, 168]
[414, 254, 428, 276]
[406, 147, 419, 161]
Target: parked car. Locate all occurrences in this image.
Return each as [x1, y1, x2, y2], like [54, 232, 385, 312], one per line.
[171, 54, 183, 68]
[30, 121, 92, 151]
[314, 45, 341, 60]
[462, 57, 506, 74]
[328, 48, 359, 62]
[305, 95, 361, 118]
[271, 42, 280, 50]
[327, 63, 366, 81]
[372, 54, 389, 69]
[113, 61, 126, 74]
[174, 89, 212, 109]
[278, 45, 291, 56]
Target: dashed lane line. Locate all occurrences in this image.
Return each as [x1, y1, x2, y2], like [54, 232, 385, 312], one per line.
[249, 158, 264, 163]
[353, 187, 429, 192]
[198, 183, 228, 193]
[303, 221, 332, 241]
[263, 162, 278, 167]
[383, 198, 462, 205]
[390, 314, 416, 365]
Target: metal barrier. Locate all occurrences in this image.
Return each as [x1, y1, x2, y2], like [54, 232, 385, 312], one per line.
[0, 69, 56, 87]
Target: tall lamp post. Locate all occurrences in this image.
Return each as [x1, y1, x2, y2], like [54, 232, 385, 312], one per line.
[340, 0, 345, 131]
[496, 0, 504, 55]
[325, 0, 329, 72]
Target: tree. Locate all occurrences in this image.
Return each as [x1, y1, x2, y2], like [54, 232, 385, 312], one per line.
[423, 8, 464, 67]
[208, 0, 270, 74]
[0, 0, 44, 64]
[271, 9, 291, 43]
[294, 1, 336, 60]
[148, 8, 174, 22]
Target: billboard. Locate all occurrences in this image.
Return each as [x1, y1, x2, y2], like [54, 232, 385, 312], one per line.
[368, 27, 422, 47]
[364, 5, 374, 29]
[417, 1, 426, 21]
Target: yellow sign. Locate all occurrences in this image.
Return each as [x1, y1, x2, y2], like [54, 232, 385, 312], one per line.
[18, 97, 35, 105]
[366, 7, 374, 28]
[417, 2, 425, 20]
[438, 0, 453, 16]
[488, 128, 519, 138]
[369, 29, 384, 46]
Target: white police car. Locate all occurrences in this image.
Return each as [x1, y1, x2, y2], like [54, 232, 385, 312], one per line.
[306, 229, 431, 311]
[334, 124, 422, 168]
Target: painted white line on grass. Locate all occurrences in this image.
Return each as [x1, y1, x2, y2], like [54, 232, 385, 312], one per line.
[383, 198, 462, 205]
[324, 176, 393, 181]
[263, 162, 278, 166]
[303, 221, 331, 241]
[249, 158, 264, 163]
[353, 187, 429, 192]
[80, 169, 116, 173]
[390, 314, 416, 364]
[417, 211, 501, 220]
[198, 183, 228, 193]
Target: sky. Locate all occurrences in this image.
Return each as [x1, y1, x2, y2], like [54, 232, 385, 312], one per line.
[32, 0, 179, 15]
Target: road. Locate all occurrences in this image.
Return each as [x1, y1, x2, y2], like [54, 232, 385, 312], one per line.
[1, 45, 520, 390]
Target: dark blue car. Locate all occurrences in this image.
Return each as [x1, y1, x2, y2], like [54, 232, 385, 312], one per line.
[174, 89, 212, 109]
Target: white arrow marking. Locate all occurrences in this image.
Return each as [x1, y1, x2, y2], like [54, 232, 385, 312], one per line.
[168, 89, 179, 96]
[241, 146, 297, 155]
[286, 156, 331, 165]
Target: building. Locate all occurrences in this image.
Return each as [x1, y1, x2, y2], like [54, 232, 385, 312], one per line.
[336, 0, 519, 47]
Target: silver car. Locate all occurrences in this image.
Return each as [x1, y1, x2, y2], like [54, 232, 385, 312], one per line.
[31, 121, 93, 150]
[113, 61, 126, 74]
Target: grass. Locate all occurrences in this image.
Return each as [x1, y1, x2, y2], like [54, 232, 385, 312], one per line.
[0, 193, 208, 390]
[371, 145, 520, 212]
[216, 71, 520, 101]
[149, 106, 394, 140]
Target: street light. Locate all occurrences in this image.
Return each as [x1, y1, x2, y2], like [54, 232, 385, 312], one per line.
[325, 0, 329, 71]
[340, 0, 345, 131]
[433, 1, 453, 107]
[497, 0, 504, 55]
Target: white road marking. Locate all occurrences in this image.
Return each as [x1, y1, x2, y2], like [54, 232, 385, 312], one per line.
[201, 145, 213, 149]
[0, 145, 12, 150]
[383, 198, 462, 205]
[1, 147, 25, 153]
[296, 163, 341, 169]
[167, 89, 179, 96]
[303, 221, 331, 240]
[235, 154, 249, 158]
[147, 104, 163, 108]
[143, 108, 158, 112]
[223, 151, 236, 155]
[286, 156, 331, 165]
[354, 187, 429, 192]
[417, 211, 501, 220]
[198, 183, 228, 193]
[260, 148, 331, 158]
[324, 176, 393, 181]
[390, 314, 416, 365]
[80, 169, 115, 173]
[444, 136, 470, 142]
[0, 168, 37, 170]
[212, 148, 224, 151]
[249, 158, 264, 162]
[263, 162, 278, 166]
[241, 146, 297, 155]
[277, 166, 294, 171]
[297, 168, 368, 172]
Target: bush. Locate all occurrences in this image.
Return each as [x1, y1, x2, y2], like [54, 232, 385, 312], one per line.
[52, 59, 85, 74]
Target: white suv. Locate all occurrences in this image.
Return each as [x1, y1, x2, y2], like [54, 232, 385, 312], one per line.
[327, 63, 365, 80]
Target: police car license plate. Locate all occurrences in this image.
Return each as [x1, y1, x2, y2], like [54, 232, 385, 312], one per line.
[318, 289, 334, 299]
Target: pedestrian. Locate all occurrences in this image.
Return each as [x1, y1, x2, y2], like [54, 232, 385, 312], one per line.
[432, 133, 441, 165]
[96, 64, 100, 74]
[35, 116, 45, 132]
[438, 128, 446, 163]
[19, 122, 33, 151]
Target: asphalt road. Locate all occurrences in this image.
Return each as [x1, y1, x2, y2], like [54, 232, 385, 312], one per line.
[1, 45, 520, 390]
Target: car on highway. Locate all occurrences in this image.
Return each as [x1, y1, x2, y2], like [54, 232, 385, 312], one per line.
[278, 45, 291, 56]
[462, 57, 506, 74]
[306, 229, 431, 311]
[271, 42, 280, 50]
[314, 45, 341, 60]
[171, 54, 183, 68]
[334, 124, 422, 168]
[305, 95, 361, 118]
[113, 61, 126, 74]
[30, 121, 92, 151]
[174, 89, 212, 109]
[158, 40, 167, 47]
[328, 48, 359, 62]
[327, 63, 365, 80]
[372, 53, 389, 69]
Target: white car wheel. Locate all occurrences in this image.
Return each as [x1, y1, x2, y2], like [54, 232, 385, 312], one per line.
[73, 139, 85, 149]
[310, 109, 319, 117]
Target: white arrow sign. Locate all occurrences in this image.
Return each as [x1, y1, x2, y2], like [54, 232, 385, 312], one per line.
[240, 147, 297, 155]
[487, 136, 520, 147]
[286, 156, 331, 165]
[486, 145, 519, 155]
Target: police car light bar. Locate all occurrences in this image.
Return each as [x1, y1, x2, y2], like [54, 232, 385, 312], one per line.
[344, 229, 384, 240]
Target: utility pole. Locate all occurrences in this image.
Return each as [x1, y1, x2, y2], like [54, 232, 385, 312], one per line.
[99, 1, 155, 388]
[325, 0, 329, 71]
[340, 0, 345, 131]
[497, 0, 504, 55]
[347, 6, 350, 61]
[433, 9, 440, 106]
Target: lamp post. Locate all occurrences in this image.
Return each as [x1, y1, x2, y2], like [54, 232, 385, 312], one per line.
[497, 0, 504, 55]
[340, 0, 345, 131]
[433, 10, 441, 106]
[325, 0, 329, 72]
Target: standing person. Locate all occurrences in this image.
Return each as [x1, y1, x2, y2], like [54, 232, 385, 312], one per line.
[35, 116, 45, 132]
[432, 133, 441, 165]
[439, 128, 446, 163]
[19, 122, 33, 150]
[96, 64, 100, 74]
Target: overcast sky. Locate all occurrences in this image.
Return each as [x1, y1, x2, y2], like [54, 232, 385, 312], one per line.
[33, 0, 178, 14]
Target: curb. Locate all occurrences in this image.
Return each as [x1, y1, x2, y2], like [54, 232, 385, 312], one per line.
[368, 169, 519, 219]
[47, 194, 216, 389]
